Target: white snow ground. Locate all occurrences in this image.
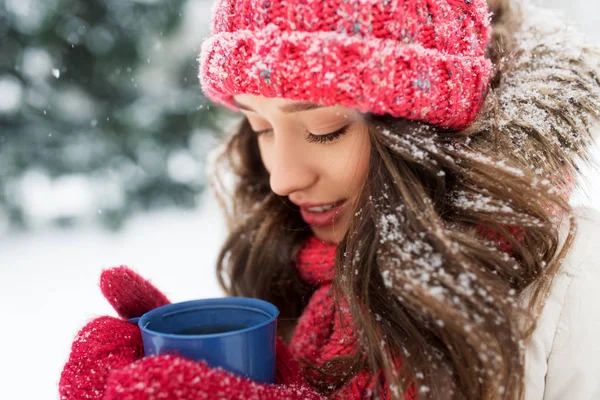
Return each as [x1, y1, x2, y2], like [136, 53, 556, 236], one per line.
[1, 190, 227, 400]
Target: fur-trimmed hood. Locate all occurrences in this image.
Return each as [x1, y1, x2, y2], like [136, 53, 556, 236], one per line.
[469, 1, 600, 198]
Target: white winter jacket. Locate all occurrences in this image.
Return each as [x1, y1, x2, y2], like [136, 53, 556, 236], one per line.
[493, 5, 600, 396]
[522, 205, 600, 399]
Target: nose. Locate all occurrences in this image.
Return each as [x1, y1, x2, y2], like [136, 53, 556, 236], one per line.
[268, 135, 317, 197]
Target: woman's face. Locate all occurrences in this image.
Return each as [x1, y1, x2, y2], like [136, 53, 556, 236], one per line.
[233, 94, 371, 244]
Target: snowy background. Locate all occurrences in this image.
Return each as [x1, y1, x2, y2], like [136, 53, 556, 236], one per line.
[1, 0, 599, 399]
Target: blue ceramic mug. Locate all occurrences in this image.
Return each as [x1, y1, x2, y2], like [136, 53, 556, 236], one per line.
[129, 297, 280, 384]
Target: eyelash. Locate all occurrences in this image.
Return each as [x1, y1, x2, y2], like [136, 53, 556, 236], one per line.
[252, 125, 349, 144]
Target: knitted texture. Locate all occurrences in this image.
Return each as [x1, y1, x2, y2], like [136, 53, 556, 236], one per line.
[59, 266, 171, 400]
[199, 0, 493, 130]
[100, 265, 171, 320]
[104, 355, 326, 400]
[291, 235, 358, 384]
[59, 316, 144, 400]
[291, 235, 416, 399]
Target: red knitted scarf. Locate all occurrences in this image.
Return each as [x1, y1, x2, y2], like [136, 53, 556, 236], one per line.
[290, 235, 357, 372]
[289, 235, 415, 399]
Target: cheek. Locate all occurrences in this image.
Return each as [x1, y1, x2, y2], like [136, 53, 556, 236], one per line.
[328, 128, 371, 194]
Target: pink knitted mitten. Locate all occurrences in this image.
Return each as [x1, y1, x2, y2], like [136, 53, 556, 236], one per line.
[59, 266, 171, 399]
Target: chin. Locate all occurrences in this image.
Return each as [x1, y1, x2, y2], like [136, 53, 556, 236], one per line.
[312, 226, 345, 245]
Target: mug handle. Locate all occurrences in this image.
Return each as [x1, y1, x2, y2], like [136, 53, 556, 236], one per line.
[129, 317, 140, 324]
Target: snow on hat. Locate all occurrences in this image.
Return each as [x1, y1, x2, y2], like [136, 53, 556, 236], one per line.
[198, 0, 493, 130]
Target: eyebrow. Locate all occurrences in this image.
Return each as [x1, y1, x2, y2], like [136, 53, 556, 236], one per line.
[233, 98, 326, 114]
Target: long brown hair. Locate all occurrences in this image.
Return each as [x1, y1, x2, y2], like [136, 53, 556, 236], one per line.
[208, 1, 600, 399]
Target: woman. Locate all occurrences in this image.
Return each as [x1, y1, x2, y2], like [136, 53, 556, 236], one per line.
[59, 0, 600, 399]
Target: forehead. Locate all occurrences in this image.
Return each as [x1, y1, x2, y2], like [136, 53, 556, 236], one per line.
[232, 94, 361, 117]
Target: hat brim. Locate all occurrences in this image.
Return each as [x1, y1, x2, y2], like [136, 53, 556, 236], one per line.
[199, 25, 492, 130]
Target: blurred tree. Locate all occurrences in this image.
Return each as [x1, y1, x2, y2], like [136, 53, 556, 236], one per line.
[0, 0, 226, 232]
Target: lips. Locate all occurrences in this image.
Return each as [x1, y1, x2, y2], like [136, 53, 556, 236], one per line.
[298, 200, 346, 228]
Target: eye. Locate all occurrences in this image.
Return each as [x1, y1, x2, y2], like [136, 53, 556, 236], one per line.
[306, 125, 349, 144]
[252, 125, 350, 144]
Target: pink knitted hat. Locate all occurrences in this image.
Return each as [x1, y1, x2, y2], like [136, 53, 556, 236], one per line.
[198, 0, 493, 130]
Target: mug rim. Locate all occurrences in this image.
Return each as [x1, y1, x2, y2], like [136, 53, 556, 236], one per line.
[137, 296, 280, 339]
